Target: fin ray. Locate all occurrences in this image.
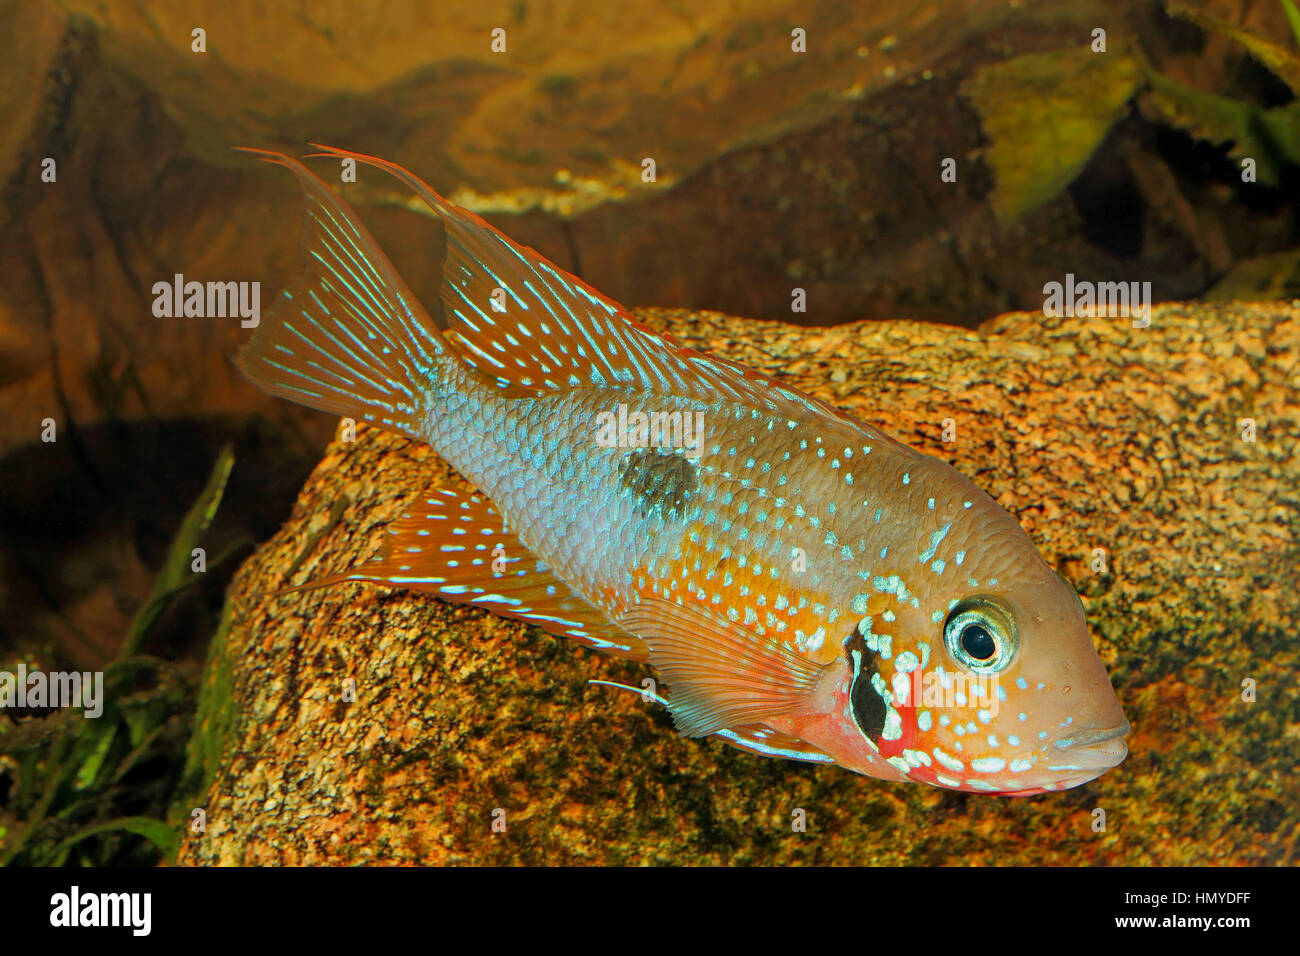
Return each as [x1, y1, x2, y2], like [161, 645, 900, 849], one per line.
[303, 143, 915, 455]
[235, 147, 454, 434]
[623, 596, 826, 738]
[294, 485, 646, 658]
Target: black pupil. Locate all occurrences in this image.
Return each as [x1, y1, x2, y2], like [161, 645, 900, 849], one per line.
[961, 624, 997, 660]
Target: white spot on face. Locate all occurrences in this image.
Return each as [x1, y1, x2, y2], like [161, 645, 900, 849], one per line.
[1016, 677, 1028, 689]
[918, 710, 932, 731]
[806, 626, 826, 652]
[903, 749, 932, 768]
[894, 651, 920, 673]
[1009, 757, 1033, 773]
[918, 524, 951, 563]
[932, 747, 964, 772]
[886, 755, 911, 776]
[936, 773, 960, 788]
[970, 756, 1006, 773]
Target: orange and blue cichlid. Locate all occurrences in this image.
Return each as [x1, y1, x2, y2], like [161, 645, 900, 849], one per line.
[238, 145, 1130, 796]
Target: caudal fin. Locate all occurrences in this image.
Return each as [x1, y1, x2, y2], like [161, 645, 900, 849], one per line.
[235, 147, 453, 435]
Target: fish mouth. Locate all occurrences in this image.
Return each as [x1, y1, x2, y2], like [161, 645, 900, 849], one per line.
[1047, 719, 1131, 772]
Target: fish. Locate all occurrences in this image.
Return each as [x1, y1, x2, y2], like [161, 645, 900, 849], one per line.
[236, 144, 1130, 796]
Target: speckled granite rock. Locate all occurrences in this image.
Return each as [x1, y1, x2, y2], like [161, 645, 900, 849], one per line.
[176, 301, 1299, 865]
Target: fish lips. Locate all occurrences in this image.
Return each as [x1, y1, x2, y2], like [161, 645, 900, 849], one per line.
[1047, 718, 1132, 771]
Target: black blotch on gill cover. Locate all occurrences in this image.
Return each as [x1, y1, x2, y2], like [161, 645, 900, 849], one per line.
[845, 626, 887, 743]
[619, 448, 698, 522]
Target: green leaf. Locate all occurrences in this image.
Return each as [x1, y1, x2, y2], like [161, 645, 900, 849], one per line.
[1142, 69, 1300, 185]
[73, 724, 117, 791]
[1205, 247, 1300, 300]
[122, 444, 235, 657]
[50, 816, 179, 860]
[1170, 3, 1300, 94]
[961, 47, 1141, 222]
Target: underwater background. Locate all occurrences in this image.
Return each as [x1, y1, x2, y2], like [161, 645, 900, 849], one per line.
[0, 0, 1295, 865]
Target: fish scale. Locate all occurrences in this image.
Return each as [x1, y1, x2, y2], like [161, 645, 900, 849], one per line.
[236, 144, 1131, 795]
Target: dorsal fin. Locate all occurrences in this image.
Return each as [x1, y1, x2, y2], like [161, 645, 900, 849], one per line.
[302, 144, 909, 450]
[294, 485, 645, 658]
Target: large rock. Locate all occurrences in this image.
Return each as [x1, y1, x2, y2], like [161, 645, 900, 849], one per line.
[176, 301, 1298, 865]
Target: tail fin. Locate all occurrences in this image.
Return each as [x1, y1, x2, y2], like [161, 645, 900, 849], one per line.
[235, 147, 454, 435]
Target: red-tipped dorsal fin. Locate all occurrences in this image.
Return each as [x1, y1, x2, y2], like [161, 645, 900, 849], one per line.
[292, 484, 646, 659]
[622, 595, 829, 738]
[301, 144, 916, 454]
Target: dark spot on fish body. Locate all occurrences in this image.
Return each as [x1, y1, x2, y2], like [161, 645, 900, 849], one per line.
[619, 448, 698, 522]
[844, 626, 887, 744]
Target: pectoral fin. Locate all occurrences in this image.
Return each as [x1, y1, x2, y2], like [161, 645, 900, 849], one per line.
[622, 596, 827, 738]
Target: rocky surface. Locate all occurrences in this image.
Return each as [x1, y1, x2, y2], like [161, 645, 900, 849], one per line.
[176, 301, 1299, 865]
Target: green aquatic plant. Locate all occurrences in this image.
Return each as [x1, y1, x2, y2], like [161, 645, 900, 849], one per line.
[1282, 0, 1300, 46]
[0, 446, 239, 866]
[962, 5, 1300, 221]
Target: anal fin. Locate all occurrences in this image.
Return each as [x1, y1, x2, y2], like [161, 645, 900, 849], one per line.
[298, 485, 645, 658]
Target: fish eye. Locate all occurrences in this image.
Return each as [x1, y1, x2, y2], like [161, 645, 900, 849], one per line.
[943, 597, 1018, 673]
